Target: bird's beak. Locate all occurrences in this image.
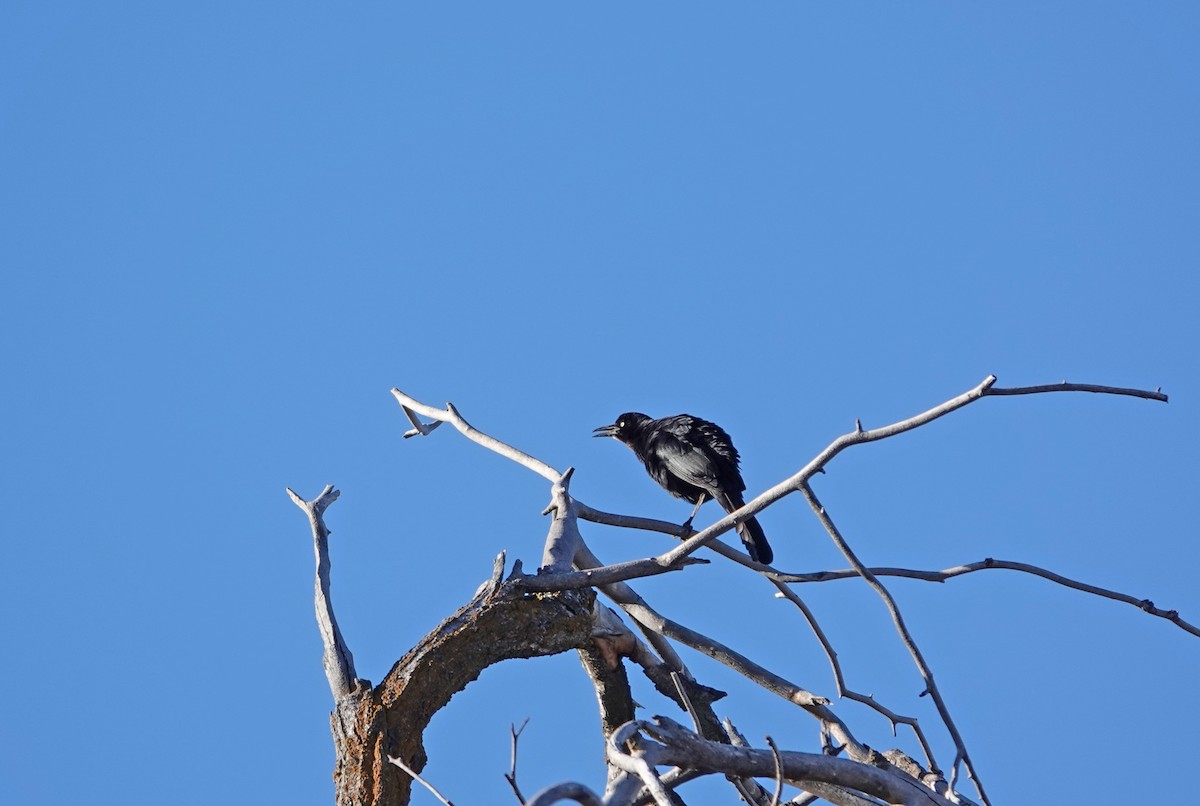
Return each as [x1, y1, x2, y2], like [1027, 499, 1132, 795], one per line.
[592, 423, 618, 438]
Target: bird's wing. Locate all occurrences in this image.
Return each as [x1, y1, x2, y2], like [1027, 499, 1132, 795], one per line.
[658, 415, 744, 492]
[647, 427, 723, 493]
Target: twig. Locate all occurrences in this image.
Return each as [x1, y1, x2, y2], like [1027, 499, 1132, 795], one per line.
[505, 718, 530, 804]
[671, 671, 704, 734]
[778, 558, 1198, 638]
[801, 483, 990, 806]
[721, 721, 774, 806]
[766, 735, 785, 806]
[387, 755, 457, 806]
[606, 723, 675, 806]
[577, 543, 828, 707]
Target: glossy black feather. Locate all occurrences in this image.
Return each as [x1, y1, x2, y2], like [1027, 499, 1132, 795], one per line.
[596, 412, 773, 564]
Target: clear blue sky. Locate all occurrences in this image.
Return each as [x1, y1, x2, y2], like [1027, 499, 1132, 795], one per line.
[2, 3, 1196, 804]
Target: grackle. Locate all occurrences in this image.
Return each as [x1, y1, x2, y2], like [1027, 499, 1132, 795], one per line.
[593, 412, 773, 564]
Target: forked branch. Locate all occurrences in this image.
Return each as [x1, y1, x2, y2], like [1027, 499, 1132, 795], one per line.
[287, 484, 357, 699]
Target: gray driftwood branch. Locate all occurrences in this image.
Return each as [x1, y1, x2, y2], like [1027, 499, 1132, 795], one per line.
[287, 484, 357, 699]
[800, 483, 989, 805]
[525, 783, 604, 806]
[615, 716, 957, 806]
[777, 558, 1198, 638]
[771, 578, 941, 776]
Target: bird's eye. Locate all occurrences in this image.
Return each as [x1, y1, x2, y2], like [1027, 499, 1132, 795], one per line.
[618, 421, 625, 428]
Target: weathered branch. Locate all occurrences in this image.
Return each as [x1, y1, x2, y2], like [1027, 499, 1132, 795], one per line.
[984, 381, 1168, 402]
[294, 556, 603, 806]
[375, 583, 599, 804]
[606, 723, 678, 806]
[576, 503, 690, 538]
[512, 555, 708, 593]
[525, 782, 603, 806]
[391, 388, 559, 482]
[504, 719, 530, 805]
[629, 717, 956, 806]
[770, 579, 941, 776]
[777, 558, 1198, 638]
[541, 467, 583, 572]
[800, 483, 989, 806]
[287, 484, 357, 698]
[386, 756, 456, 806]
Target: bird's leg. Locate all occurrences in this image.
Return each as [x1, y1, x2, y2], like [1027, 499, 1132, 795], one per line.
[682, 494, 707, 532]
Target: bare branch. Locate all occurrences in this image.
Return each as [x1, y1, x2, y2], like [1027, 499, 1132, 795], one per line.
[718, 722, 773, 806]
[636, 717, 956, 806]
[525, 782, 603, 806]
[391, 389, 561, 482]
[387, 755, 456, 806]
[541, 467, 583, 572]
[801, 483, 990, 806]
[779, 558, 1198, 638]
[515, 554, 707, 594]
[286, 484, 357, 699]
[576, 542, 829, 708]
[369, 582, 598, 804]
[985, 381, 1168, 402]
[766, 736, 785, 806]
[399, 402, 443, 437]
[579, 610, 639, 772]
[606, 723, 676, 806]
[770, 579, 942, 775]
[505, 719, 530, 805]
[576, 503, 691, 538]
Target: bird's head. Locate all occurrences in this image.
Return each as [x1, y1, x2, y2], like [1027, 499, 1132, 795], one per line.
[592, 412, 651, 445]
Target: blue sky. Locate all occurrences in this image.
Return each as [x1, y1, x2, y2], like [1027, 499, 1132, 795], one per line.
[1, 3, 1196, 804]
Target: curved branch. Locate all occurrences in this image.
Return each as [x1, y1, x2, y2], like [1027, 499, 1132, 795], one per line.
[525, 782, 603, 806]
[778, 558, 1198, 638]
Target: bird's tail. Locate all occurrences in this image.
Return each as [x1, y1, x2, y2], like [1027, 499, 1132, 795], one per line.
[719, 492, 774, 565]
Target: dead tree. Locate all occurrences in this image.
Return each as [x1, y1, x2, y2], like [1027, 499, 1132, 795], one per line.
[288, 375, 1182, 806]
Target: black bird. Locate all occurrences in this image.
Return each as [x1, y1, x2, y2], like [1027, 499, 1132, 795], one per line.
[593, 412, 773, 564]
